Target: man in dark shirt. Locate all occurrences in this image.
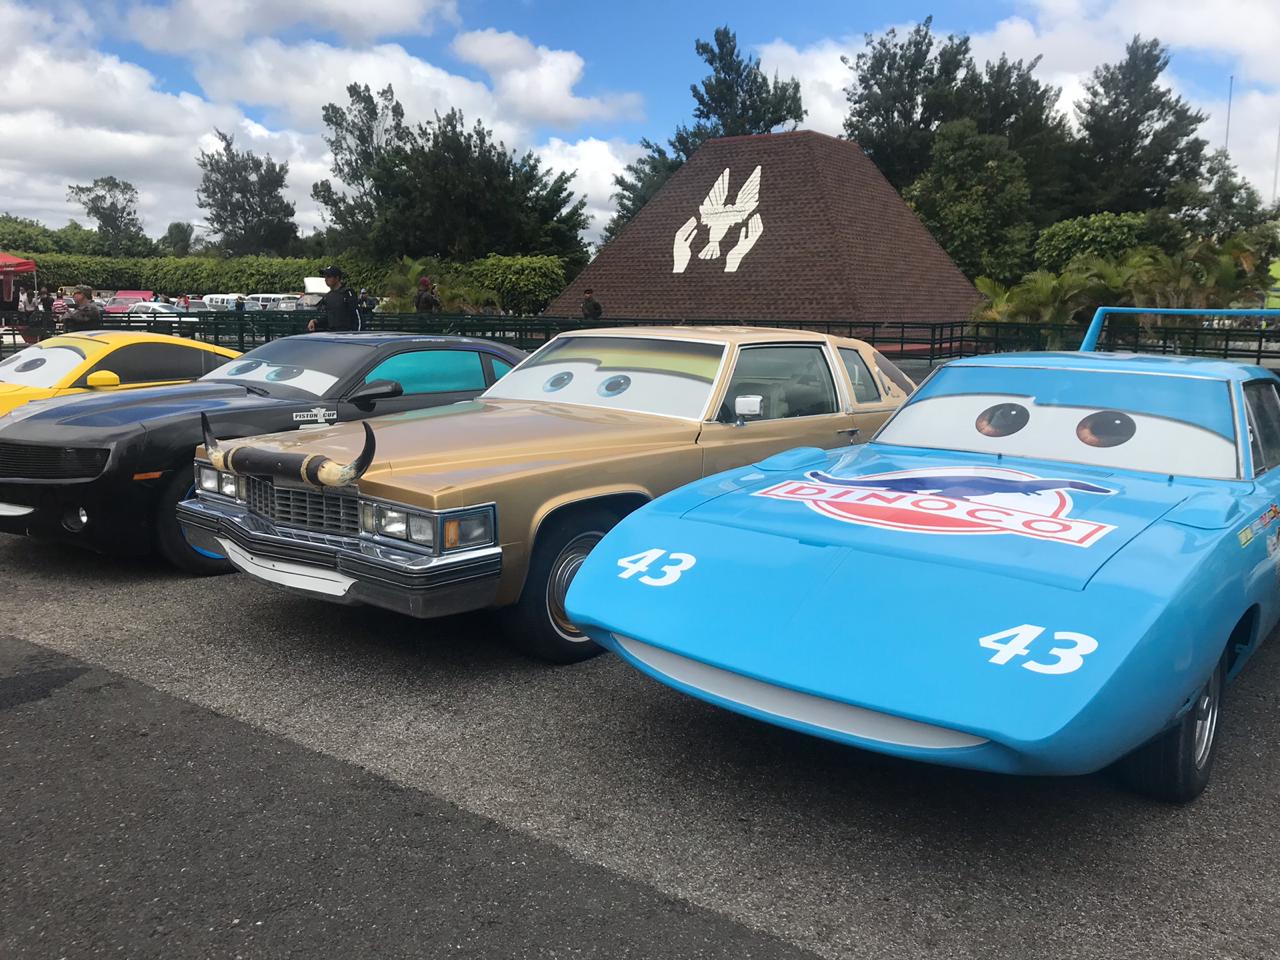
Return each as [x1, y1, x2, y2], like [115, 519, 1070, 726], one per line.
[307, 266, 361, 332]
[62, 286, 103, 332]
[581, 288, 603, 321]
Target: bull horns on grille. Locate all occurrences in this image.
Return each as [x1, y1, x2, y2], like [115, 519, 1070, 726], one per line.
[200, 412, 227, 471]
[313, 422, 377, 487]
[200, 413, 377, 488]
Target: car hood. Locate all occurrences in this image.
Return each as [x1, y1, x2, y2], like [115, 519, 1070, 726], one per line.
[677, 444, 1202, 592]
[566, 478, 1222, 759]
[214, 399, 700, 496]
[0, 382, 55, 416]
[0, 381, 278, 439]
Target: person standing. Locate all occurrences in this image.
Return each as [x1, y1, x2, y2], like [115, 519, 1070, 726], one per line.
[413, 276, 441, 313]
[307, 265, 360, 332]
[581, 288, 603, 321]
[62, 285, 103, 332]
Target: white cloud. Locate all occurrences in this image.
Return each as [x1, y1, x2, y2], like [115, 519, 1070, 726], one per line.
[757, 36, 862, 136]
[536, 137, 646, 243]
[126, 0, 459, 52]
[453, 28, 643, 127]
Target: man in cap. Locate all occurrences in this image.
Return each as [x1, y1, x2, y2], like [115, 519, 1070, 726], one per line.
[413, 276, 441, 313]
[62, 286, 103, 332]
[308, 265, 361, 332]
[580, 288, 603, 322]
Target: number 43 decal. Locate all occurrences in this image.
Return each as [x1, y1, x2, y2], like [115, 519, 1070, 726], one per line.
[979, 624, 1098, 675]
[617, 548, 697, 587]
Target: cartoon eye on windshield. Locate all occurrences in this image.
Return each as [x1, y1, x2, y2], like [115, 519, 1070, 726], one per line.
[975, 403, 1028, 437]
[543, 371, 574, 392]
[598, 374, 631, 397]
[1077, 411, 1135, 448]
[265, 366, 302, 382]
[14, 358, 47, 373]
[228, 361, 262, 375]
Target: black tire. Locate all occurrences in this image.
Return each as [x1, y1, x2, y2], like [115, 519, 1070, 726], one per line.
[502, 506, 619, 664]
[1113, 658, 1225, 803]
[154, 468, 233, 576]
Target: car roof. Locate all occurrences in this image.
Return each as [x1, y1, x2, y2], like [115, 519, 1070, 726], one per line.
[53, 330, 238, 356]
[300, 332, 522, 351]
[946, 350, 1273, 382]
[554, 326, 870, 348]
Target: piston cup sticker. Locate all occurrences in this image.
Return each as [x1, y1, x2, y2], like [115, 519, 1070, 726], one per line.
[754, 466, 1117, 547]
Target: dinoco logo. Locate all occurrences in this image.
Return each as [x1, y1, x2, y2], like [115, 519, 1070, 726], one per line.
[753, 466, 1117, 547]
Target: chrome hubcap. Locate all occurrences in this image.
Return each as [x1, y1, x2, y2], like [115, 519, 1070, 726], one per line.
[546, 531, 603, 641]
[1192, 666, 1221, 770]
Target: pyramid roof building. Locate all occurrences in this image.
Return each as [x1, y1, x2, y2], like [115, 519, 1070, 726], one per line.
[548, 130, 981, 323]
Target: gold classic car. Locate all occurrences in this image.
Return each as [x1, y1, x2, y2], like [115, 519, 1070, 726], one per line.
[177, 327, 914, 661]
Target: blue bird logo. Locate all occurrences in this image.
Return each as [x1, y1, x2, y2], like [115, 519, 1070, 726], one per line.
[806, 473, 1114, 500]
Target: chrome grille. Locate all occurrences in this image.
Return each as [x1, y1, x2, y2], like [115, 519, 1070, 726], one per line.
[245, 476, 359, 535]
[0, 441, 108, 479]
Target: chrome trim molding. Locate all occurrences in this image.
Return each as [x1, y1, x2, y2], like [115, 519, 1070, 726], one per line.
[615, 636, 988, 750]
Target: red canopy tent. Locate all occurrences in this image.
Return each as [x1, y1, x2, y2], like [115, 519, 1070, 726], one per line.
[0, 252, 36, 303]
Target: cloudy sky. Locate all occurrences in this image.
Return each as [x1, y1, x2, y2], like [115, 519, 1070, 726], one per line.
[2, 0, 1277, 247]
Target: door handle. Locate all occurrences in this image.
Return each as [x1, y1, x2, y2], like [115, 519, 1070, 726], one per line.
[835, 427, 860, 443]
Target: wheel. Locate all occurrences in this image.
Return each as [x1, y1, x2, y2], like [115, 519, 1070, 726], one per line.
[1113, 658, 1224, 803]
[154, 468, 233, 576]
[502, 507, 618, 664]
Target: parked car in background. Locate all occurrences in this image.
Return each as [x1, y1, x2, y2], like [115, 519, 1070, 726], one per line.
[125, 302, 184, 317]
[179, 327, 913, 662]
[275, 295, 301, 311]
[103, 290, 155, 314]
[0, 330, 237, 417]
[0, 334, 523, 572]
[177, 299, 211, 313]
[566, 339, 1280, 803]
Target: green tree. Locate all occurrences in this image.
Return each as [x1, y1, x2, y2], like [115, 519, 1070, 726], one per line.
[158, 221, 194, 257]
[841, 17, 974, 191]
[1034, 211, 1149, 272]
[52, 220, 104, 255]
[312, 83, 408, 247]
[904, 119, 1033, 283]
[196, 130, 297, 256]
[0, 214, 57, 252]
[1173, 149, 1269, 241]
[66, 176, 152, 256]
[1075, 36, 1207, 214]
[360, 108, 589, 272]
[604, 25, 805, 241]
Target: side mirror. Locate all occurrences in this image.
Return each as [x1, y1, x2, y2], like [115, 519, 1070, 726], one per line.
[347, 378, 404, 407]
[86, 370, 120, 389]
[733, 394, 763, 425]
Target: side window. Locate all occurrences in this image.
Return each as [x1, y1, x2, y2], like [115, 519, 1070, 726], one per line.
[491, 357, 514, 379]
[80, 343, 207, 385]
[364, 349, 486, 395]
[1244, 380, 1280, 473]
[838, 348, 881, 404]
[718, 345, 838, 422]
[202, 350, 232, 375]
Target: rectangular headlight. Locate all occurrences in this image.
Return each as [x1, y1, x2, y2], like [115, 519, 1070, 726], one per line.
[197, 466, 219, 492]
[219, 472, 238, 498]
[442, 510, 494, 551]
[375, 505, 408, 539]
[408, 513, 435, 546]
[360, 501, 375, 534]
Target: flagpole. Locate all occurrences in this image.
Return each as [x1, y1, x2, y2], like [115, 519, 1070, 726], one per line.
[1224, 75, 1233, 151]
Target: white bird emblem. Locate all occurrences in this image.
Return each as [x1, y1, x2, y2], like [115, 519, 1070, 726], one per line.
[697, 165, 762, 261]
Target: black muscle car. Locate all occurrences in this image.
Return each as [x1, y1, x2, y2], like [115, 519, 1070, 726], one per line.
[0, 332, 525, 572]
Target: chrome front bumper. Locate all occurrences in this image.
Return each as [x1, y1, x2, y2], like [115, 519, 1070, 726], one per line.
[177, 497, 502, 619]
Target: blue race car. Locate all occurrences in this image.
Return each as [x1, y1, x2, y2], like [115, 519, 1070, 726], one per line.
[565, 308, 1280, 802]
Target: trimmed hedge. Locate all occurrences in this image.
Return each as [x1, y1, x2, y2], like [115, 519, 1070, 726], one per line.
[13, 252, 390, 295]
[1033, 212, 1149, 273]
[456, 254, 566, 315]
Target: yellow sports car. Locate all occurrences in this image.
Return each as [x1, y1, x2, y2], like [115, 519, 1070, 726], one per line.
[0, 331, 239, 416]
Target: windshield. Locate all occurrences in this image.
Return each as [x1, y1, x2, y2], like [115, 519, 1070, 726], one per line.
[0, 341, 87, 388]
[107, 297, 142, 307]
[484, 335, 725, 419]
[875, 364, 1239, 480]
[201, 337, 372, 397]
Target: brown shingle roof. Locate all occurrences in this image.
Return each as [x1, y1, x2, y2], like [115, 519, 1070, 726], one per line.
[547, 130, 981, 323]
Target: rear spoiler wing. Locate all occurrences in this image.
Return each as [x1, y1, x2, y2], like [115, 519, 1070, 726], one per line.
[1081, 307, 1280, 352]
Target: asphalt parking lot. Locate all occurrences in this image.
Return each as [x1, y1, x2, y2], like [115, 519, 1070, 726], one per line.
[4, 535, 1280, 960]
